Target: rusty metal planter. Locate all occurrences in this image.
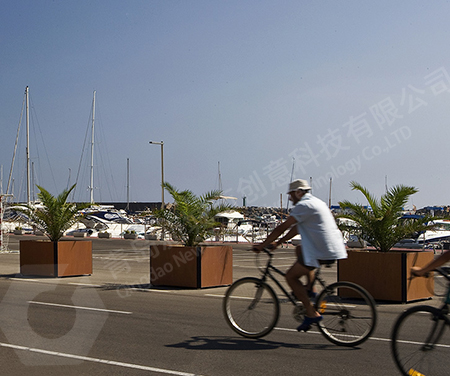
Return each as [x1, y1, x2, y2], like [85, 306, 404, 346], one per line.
[150, 244, 232, 288]
[20, 240, 93, 277]
[338, 249, 435, 303]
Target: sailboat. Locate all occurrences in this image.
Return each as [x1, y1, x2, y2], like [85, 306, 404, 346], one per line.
[1, 87, 46, 241]
[6, 86, 32, 204]
[66, 92, 152, 238]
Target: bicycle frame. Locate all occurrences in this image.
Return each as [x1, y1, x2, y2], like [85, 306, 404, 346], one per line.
[257, 249, 327, 306]
[435, 267, 450, 311]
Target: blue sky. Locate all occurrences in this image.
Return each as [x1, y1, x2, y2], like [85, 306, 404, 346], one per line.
[1, 1, 450, 209]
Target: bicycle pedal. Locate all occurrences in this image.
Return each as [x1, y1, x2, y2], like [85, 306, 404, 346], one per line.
[293, 304, 306, 322]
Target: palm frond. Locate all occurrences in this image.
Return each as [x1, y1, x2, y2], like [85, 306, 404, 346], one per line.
[154, 182, 235, 246]
[339, 182, 430, 252]
[14, 184, 88, 242]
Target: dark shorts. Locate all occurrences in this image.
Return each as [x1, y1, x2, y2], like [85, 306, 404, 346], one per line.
[296, 246, 336, 270]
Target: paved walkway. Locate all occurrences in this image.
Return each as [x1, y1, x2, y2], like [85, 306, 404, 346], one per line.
[2, 234, 446, 307]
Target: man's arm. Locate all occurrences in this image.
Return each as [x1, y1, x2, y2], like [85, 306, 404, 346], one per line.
[275, 225, 298, 246]
[411, 250, 450, 277]
[254, 216, 297, 251]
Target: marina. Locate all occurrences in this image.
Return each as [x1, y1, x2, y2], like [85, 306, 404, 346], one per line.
[2, 87, 449, 251]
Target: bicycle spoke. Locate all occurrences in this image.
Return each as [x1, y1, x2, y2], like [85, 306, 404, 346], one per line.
[316, 282, 377, 346]
[223, 278, 279, 338]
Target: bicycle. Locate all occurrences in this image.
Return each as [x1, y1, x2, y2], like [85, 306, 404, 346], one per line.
[223, 248, 377, 347]
[391, 267, 450, 376]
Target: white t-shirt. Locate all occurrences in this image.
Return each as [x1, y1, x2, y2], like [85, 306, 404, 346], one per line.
[290, 193, 347, 268]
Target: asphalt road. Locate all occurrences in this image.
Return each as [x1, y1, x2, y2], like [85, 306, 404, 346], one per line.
[0, 235, 445, 376]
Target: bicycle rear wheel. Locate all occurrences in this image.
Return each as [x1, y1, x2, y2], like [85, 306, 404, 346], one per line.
[315, 281, 377, 346]
[391, 305, 450, 376]
[223, 277, 279, 338]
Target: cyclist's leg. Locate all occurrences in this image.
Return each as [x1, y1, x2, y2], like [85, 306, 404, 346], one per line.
[295, 246, 315, 294]
[285, 261, 318, 318]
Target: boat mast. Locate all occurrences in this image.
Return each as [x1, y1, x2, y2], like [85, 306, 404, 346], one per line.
[328, 177, 332, 208]
[218, 161, 222, 191]
[89, 91, 96, 204]
[218, 161, 223, 205]
[126, 158, 130, 211]
[31, 161, 36, 202]
[285, 158, 295, 216]
[26, 86, 31, 205]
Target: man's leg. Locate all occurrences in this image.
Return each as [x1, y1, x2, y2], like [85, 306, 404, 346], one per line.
[295, 246, 315, 294]
[285, 262, 320, 318]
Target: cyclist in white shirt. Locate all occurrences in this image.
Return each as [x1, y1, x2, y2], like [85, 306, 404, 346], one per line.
[253, 179, 347, 332]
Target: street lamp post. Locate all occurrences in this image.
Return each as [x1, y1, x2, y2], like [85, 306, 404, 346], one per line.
[149, 141, 164, 210]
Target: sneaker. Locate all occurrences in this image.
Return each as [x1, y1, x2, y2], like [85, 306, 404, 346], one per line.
[297, 315, 323, 332]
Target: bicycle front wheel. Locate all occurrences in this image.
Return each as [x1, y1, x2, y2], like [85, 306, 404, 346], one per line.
[315, 281, 377, 346]
[223, 277, 279, 338]
[391, 305, 450, 376]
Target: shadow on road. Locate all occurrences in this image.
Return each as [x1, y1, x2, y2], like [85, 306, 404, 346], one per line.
[166, 335, 360, 351]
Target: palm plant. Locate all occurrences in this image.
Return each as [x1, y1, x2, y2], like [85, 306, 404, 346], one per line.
[338, 181, 434, 252]
[154, 182, 235, 246]
[16, 184, 87, 242]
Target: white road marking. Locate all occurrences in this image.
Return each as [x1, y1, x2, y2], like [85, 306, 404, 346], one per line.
[28, 301, 132, 315]
[148, 289, 174, 293]
[0, 342, 203, 375]
[275, 327, 450, 347]
[68, 282, 102, 287]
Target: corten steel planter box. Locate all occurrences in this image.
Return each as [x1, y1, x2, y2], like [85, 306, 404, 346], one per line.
[20, 240, 93, 277]
[150, 245, 233, 288]
[338, 249, 435, 303]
